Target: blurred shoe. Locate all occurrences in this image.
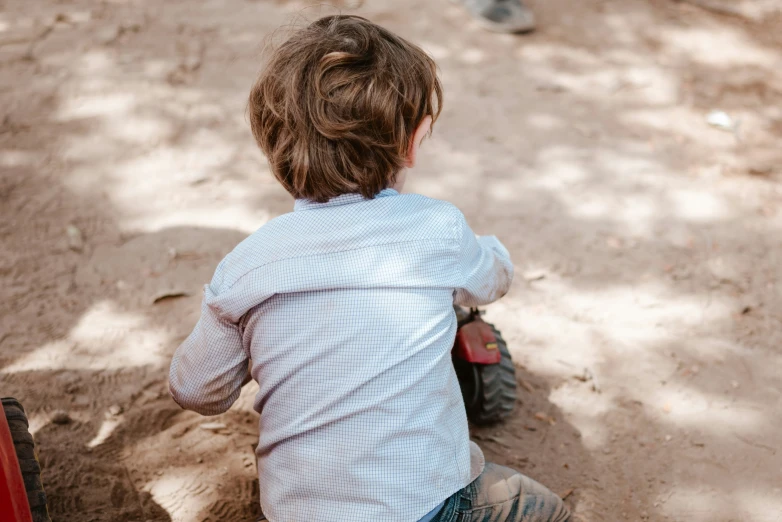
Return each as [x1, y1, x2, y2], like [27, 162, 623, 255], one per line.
[459, 0, 536, 33]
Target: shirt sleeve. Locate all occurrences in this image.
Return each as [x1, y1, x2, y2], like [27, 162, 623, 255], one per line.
[168, 284, 250, 416]
[453, 212, 514, 307]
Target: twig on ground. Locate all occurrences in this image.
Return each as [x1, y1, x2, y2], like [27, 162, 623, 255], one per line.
[733, 433, 776, 454]
[674, 0, 756, 19]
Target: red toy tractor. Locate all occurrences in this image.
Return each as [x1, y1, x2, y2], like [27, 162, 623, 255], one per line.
[0, 398, 51, 522]
[452, 306, 518, 425]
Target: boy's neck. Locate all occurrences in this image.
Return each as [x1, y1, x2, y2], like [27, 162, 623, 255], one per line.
[294, 188, 399, 212]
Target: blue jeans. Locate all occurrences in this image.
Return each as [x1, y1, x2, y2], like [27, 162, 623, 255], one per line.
[433, 463, 571, 522]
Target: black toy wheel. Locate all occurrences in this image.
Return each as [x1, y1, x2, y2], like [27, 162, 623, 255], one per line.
[453, 326, 518, 425]
[2, 398, 51, 522]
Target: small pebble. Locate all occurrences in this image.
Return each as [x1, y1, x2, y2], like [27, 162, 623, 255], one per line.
[108, 404, 123, 416]
[121, 19, 143, 33]
[51, 410, 71, 425]
[72, 395, 91, 407]
[706, 110, 735, 131]
[183, 54, 202, 72]
[665, 435, 673, 442]
[95, 26, 120, 45]
[196, 457, 203, 464]
[199, 421, 227, 431]
[66, 225, 84, 252]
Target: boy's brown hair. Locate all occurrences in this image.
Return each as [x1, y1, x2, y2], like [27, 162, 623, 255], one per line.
[249, 15, 443, 202]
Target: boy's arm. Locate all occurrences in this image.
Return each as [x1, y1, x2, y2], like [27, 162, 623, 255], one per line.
[169, 288, 249, 416]
[454, 212, 514, 307]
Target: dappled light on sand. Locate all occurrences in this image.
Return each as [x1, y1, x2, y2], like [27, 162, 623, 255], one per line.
[2, 302, 168, 373]
[1, 0, 781, 521]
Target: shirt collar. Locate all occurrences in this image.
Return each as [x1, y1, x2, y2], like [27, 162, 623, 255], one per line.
[294, 188, 399, 211]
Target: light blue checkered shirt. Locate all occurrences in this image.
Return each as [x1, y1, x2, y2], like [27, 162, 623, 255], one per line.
[169, 189, 514, 522]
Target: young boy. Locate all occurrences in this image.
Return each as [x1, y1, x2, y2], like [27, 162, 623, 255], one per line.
[169, 15, 570, 522]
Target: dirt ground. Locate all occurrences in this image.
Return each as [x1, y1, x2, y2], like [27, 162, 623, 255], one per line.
[1, 0, 781, 520]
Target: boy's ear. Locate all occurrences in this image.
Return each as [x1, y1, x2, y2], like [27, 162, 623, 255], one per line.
[405, 116, 433, 169]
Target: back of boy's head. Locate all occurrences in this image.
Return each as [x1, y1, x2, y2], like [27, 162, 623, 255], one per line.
[249, 15, 443, 203]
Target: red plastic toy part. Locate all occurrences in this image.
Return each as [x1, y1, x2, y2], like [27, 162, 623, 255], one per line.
[0, 403, 33, 522]
[453, 319, 502, 365]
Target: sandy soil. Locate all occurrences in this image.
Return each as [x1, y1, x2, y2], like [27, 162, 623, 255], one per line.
[1, 0, 781, 520]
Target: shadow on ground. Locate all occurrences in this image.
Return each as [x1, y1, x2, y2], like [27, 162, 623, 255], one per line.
[1, 0, 781, 520]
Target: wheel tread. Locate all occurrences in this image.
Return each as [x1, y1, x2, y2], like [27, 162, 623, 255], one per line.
[2, 398, 52, 522]
[462, 325, 518, 425]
